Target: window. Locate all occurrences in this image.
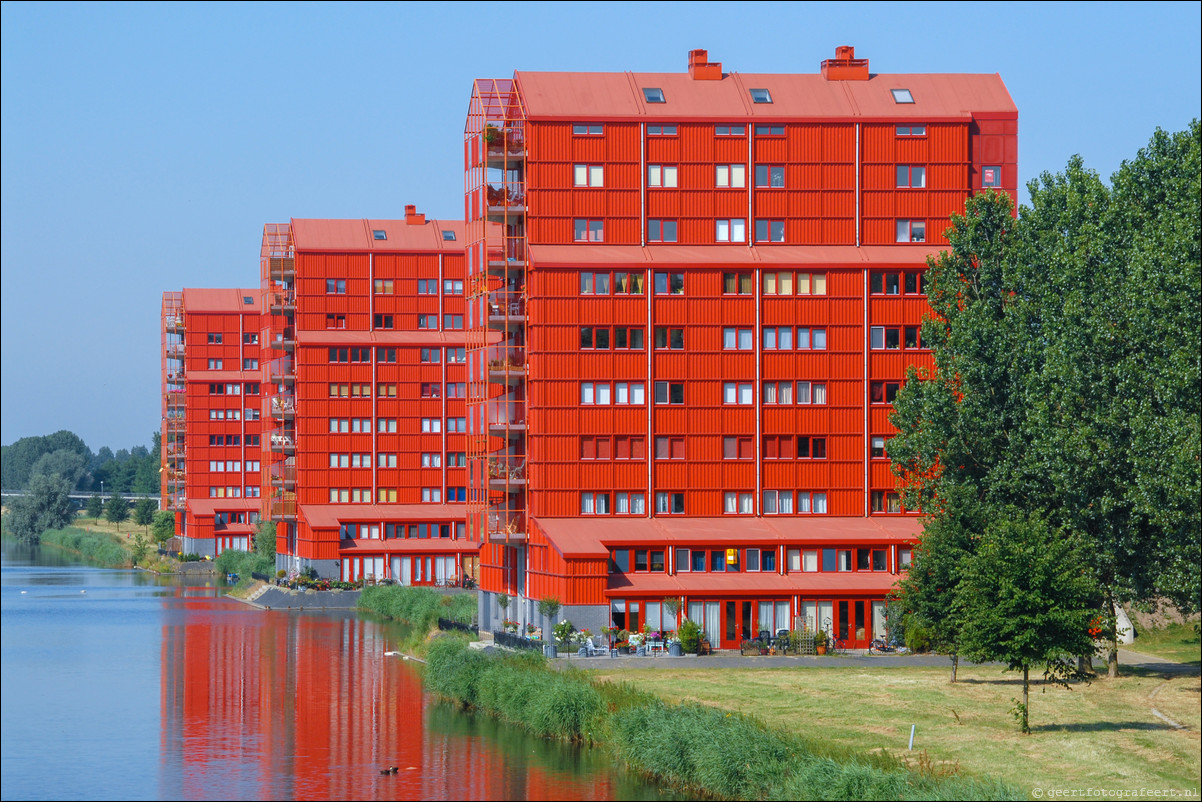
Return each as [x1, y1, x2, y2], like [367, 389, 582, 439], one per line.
[870, 272, 901, 294]
[797, 381, 827, 405]
[647, 124, 676, 136]
[799, 492, 828, 514]
[762, 435, 794, 459]
[872, 490, 903, 513]
[242, 358, 258, 370]
[905, 326, 923, 349]
[724, 492, 755, 514]
[715, 124, 745, 136]
[870, 326, 901, 350]
[207, 359, 223, 370]
[871, 381, 902, 404]
[899, 548, 913, 569]
[572, 123, 603, 135]
[573, 164, 604, 187]
[243, 332, 258, 345]
[891, 88, 914, 103]
[581, 492, 612, 515]
[580, 436, 612, 460]
[421, 487, 442, 503]
[763, 381, 793, 404]
[446, 347, 466, 363]
[378, 453, 397, 468]
[421, 418, 442, 433]
[654, 272, 684, 294]
[326, 279, 346, 294]
[754, 165, 785, 188]
[654, 381, 684, 404]
[581, 382, 611, 405]
[870, 436, 887, 459]
[715, 164, 746, 188]
[762, 271, 794, 294]
[420, 347, 441, 363]
[574, 219, 604, 242]
[749, 87, 772, 104]
[896, 124, 926, 136]
[418, 314, 438, 329]
[763, 490, 793, 514]
[796, 272, 827, 295]
[654, 436, 686, 460]
[897, 220, 926, 242]
[615, 382, 645, 404]
[580, 271, 610, 294]
[798, 436, 827, 459]
[616, 493, 645, 514]
[642, 87, 665, 103]
[647, 164, 678, 187]
[763, 327, 793, 350]
[442, 230, 457, 241]
[655, 492, 685, 514]
[615, 436, 646, 459]
[723, 382, 754, 405]
[372, 419, 395, 433]
[417, 279, 437, 295]
[723, 436, 753, 460]
[420, 382, 441, 399]
[897, 165, 926, 188]
[905, 272, 925, 294]
[447, 417, 466, 433]
[755, 219, 785, 242]
[648, 219, 678, 242]
[654, 327, 684, 349]
[443, 279, 464, 295]
[981, 166, 1002, 188]
[722, 328, 753, 350]
[373, 314, 394, 330]
[376, 347, 396, 363]
[614, 327, 644, 349]
[723, 272, 753, 294]
[797, 327, 827, 350]
[443, 314, 463, 330]
[754, 124, 785, 136]
[614, 272, 644, 294]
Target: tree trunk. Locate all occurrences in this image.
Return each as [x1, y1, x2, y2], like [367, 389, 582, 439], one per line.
[1106, 587, 1119, 678]
[950, 651, 959, 683]
[1022, 665, 1030, 734]
[1078, 654, 1094, 674]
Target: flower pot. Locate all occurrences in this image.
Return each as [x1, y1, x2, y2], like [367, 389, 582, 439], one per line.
[668, 642, 683, 657]
[816, 644, 827, 655]
[543, 644, 558, 659]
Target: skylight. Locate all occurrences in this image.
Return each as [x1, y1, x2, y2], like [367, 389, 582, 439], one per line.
[750, 88, 772, 104]
[891, 88, 915, 104]
[243, 296, 254, 305]
[372, 229, 387, 240]
[643, 87, 665, 103]
[441, 230, 457, 241]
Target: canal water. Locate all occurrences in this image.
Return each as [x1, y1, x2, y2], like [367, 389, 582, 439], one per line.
[0, 539, 675, 801]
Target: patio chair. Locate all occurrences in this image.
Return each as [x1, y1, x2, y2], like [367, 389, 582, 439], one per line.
[579, 637, 607, 657]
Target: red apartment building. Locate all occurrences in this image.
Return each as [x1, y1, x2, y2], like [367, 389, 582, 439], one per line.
[160, 289, 264, 555]
[464, 47, 1017, 648]
[161, 45, 1016, 650]
[258, 209, 480, 585]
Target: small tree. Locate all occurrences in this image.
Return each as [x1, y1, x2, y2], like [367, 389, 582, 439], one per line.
[131, 533, 149, 564]
[105, 492, 130, 525]
[151, 510, 176, 547]
[537, 595, 561, 633]
[956, 511, 1098, 733]
[663, 596, 682, 628]
[86, 493, 104, 519]
[3, 473, 74, 543]
[496, 593, 510, 619]
[255, 521, 276, 560]
[133, 498, 157, 530]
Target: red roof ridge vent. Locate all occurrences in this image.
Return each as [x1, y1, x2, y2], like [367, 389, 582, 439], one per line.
[821, 45, 869, 81]
[404, 204, 426, 225]
[688, 49, 722, 81]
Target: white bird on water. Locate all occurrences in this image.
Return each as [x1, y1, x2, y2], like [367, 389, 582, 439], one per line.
[80, 590, 86, 594]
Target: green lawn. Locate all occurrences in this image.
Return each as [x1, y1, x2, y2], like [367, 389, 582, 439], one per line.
[587, 663, 1201, 797]
[1129, 622, 1202, 666]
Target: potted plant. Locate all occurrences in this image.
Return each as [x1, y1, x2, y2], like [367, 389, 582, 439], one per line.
[678, 619, 701, 654]
[666, 631, 683, 657]
[815, 629, 829, 655]
[628, 631, 645, 656]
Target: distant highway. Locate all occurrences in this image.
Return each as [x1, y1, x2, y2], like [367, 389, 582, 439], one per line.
[0, 490, 161, 510]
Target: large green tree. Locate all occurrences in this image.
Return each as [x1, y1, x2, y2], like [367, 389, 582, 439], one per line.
[2, 473, 75, 543]
[104, 492, 130, 525]
[133, 498, 157, 530]
[151, 510, 176, 547]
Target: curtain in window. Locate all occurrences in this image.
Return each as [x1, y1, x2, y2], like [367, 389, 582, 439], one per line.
[704, 602, 721, 645]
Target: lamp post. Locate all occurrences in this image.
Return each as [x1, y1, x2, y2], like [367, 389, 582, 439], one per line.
[100, 480, 104, 496]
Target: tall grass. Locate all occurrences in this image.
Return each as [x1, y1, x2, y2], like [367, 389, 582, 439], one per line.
[214, 549, 274, 579]
[358, 585, 476, 631]
[423, 638, 1021, 801]
[40, 526, 130, 568]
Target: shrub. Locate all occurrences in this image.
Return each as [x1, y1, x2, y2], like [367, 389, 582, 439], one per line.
[678, 619, 701, 654]
[905, 618, 933, 653]
[40, 527, 129, 568]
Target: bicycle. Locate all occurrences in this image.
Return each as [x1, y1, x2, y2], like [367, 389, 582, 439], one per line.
[867, 637, 900, 655]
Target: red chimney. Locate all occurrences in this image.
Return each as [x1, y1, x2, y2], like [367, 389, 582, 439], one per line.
[688, 49, 722, 80]
[404, 204, 426, 225]
[821, 45, 869, 81]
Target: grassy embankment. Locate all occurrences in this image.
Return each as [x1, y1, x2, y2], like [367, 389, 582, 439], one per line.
[425, 637, 1020, 801]
[587, 661, 1201, 797]
[357, 584, 478, 652]
[67, 513, 176, 571]
[1129, 621, 1202, 666]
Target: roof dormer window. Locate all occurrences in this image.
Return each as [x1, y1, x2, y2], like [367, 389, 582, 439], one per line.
[441, 230, 456, 241]
[749, 88, 772, 104]
[891, 88, 915, 104]
[643, 87, 665, 103]
[372, 229, 387, 240]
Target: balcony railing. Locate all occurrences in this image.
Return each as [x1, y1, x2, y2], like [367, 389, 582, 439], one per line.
[270, 461, 296, 487]
[268, 257, 295, 281]
[270, 326, 296, 351]
[269, 431, 295, 453]
[486, 237, 527, 268]
[269, 291, 295, 313]
[269, 357, 294, 384]
[270, 496, 296, 520]
[271, 396, 296, 416]
[487, 457, 526, 483]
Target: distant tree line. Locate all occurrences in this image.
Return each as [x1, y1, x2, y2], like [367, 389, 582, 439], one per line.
[2, 429, 160, 494]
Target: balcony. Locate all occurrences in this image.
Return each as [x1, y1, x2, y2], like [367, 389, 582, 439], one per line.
[164, 315, 185, 333]
[487, 457, 527, 488]
[270, 495, 296, 521]
[270, 326, 296, 352]
[269, 291, 295, 314]
[165, 343, 185, 358]
[270, 461, 296, 489]
[269, 431, 295, 454]
[486, 510, 527, 543]
[268, 257, 295, 281]
[269, 357, 294, 384]
[483, 128, 525, 167]
[487, 359, 526, 384]
[485, 182, 526, 219]
[487, 238, 527, 273]
[270, 395, 296, 419]
[487, 415, 526, 435]
[487, 293, 526, 329]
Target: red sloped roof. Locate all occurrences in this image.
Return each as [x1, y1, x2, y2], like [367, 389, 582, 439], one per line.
[339, 539, 482, 555]
[528, 244, 942, 267]
[185, 499, 261, 517]
[295, 331, 471, 346]
[300, 503, 468, 529]
[515, 70, 1015, 121]
[533, 516, 921, 558]
[181, 288, 261, 313]
[290, 218, 465, 253]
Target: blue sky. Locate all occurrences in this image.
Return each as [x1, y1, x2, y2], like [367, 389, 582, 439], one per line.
[2, 1, 1199, 453]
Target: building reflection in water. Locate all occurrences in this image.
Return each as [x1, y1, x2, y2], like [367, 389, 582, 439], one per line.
[157, 590, 628, 801]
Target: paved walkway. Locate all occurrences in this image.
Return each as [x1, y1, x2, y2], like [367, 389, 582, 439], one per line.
[238, 586, 362, 610]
